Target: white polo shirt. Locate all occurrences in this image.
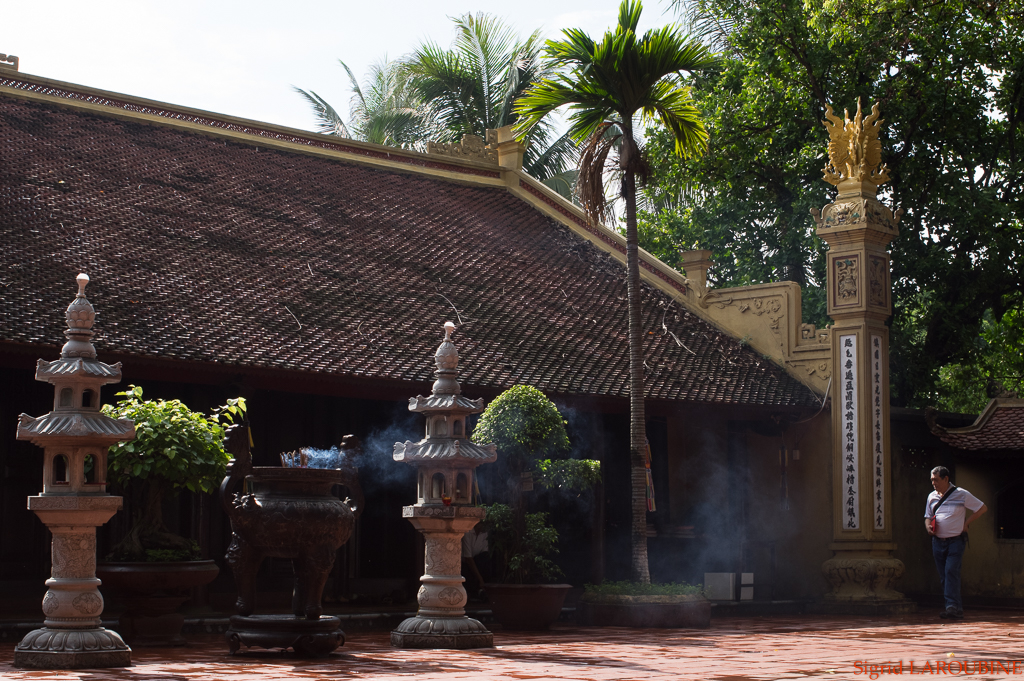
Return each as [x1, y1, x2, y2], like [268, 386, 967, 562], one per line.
[924, 487, 984, 538]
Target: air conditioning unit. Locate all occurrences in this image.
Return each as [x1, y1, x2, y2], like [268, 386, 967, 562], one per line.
[703, 572, 736, 601]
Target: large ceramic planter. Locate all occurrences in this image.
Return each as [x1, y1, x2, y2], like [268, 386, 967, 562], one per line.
[484, 583, 572, 630]
[97, 560, 220, 646]
[577, 593, 711, 628]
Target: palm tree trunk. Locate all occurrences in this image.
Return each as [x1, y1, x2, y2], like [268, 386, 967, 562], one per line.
[622, 137, 651, 584]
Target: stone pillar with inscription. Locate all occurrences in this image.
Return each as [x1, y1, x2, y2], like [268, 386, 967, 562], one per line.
[810, 100, 914, 614]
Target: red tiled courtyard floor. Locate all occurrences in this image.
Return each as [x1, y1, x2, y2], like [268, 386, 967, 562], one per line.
[2, 611, 1022, 680]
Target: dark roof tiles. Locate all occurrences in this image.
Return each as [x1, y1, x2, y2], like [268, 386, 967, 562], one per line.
[930, 400, 1024, 452]
[0, 95, 818, 407]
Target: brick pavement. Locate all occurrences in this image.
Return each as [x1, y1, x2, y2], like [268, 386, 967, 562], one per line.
[1, 611, 1022, 681]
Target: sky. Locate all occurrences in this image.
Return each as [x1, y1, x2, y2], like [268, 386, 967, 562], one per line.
[4, 0, 672, 134]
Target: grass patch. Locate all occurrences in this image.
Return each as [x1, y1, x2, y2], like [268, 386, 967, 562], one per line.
[584, 581, 703, 596]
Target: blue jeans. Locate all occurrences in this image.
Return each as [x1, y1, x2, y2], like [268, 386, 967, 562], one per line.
[932, 535, 966, 613]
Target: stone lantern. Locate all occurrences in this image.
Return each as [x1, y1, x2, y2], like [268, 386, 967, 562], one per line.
[13, 274, 135, 669]
[391, 322, 497, 649]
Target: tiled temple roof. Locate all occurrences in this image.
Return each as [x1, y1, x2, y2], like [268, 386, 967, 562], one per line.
[0, 83, 819, 407]
[928, 399, 1024, 454]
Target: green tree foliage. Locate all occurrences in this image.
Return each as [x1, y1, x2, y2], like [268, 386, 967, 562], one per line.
[472, 384, 570, 471]
[933, 308, 1024, 413]
[515, 0, 714, 583]
[481, 503, 561, 583]
[295, 58, 432, 147]
[583, 580, 702, 596]
[471, 385, 599, 583]
[295, 14, 577, 189]
[103, 385, 246, 560]
[404, 13, 577, 183]
[472, 384, 601, 497]
[642, 0, 1023, 408]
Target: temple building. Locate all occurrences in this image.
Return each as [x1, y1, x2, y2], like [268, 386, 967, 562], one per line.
[0, 63, 1008, 611]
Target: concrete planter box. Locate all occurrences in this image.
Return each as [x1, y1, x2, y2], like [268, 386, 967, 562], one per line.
[484, 584, 572, 630]
[577, 593, 711, 628]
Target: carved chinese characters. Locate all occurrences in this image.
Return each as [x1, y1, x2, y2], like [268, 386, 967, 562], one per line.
[871, 336, 885, 530]
[841, 334, 860, 531]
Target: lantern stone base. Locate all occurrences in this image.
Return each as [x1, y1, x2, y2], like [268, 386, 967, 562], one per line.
[390, 615, 493, 649]
[814, 545, 916, 616]
[226, 615, 344, 657]
[13, 627, 131, 669]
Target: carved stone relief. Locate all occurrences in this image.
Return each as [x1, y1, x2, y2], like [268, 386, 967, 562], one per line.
[72, 592, 103, 615]
[821, 556, 906, 601]
[42, 592, 59, 615]
[51, 533, 95, 580]
[865, 201, 897, 231]
[800, 324, 830, 344]
[811, 199, 902, 233]
[437, 587, 462, 606]
[809, 361, 833, 381]
[704, 294, 785, 336]
[424, 537, 462, 576]
[835, 257, 859, 304]
[427, 134, 498, 164]
[740, 297, 783, 334]
[826, 201, 861, 227]
[868, 256, 887, 308]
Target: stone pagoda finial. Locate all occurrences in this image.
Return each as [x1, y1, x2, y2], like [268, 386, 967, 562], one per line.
[62, 273, 97, 359]
[821, 98, 891, 191]
[433, 321, 460, 395]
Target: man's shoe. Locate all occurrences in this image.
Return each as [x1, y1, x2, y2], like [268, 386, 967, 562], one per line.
[950, 610, 964, 620]
[940, 609, 956, 619]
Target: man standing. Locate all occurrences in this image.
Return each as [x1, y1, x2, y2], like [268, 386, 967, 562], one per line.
[924, 466, 987, 619]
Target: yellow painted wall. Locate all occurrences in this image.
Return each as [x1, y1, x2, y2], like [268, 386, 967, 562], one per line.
[664, 406, 833, 599]
[890, 412, 1024, 601]
[745, 413, 834, 600]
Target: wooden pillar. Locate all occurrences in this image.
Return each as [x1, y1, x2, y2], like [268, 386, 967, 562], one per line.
[811, 100, 913, 614]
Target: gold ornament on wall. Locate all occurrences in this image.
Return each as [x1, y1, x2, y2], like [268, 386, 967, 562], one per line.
[821, 98, 891, 187]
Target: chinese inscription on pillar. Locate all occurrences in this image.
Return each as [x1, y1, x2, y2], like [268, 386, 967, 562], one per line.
[872, 335, 885, 530]
[841, 334, 859, 530]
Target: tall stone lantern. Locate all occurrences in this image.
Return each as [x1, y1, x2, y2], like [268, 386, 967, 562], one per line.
[13, 274, 135, 669]
[391, 322, 497, 649]
[810, 101, 913, 614]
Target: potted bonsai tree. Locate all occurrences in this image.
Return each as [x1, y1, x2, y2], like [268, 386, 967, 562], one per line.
[470, 385, 600, 629]
[97, 385, 246, 645]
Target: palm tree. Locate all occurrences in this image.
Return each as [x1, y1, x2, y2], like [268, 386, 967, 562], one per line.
[514, 0, 715, 583]
[667, 0, 738, 52]
[402, 13, 577, 184]
[295, 58, 432, 148]
[295, 15, 577, 192]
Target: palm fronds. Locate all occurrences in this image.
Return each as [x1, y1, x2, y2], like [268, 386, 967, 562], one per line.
[293, 87, 351, 137]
